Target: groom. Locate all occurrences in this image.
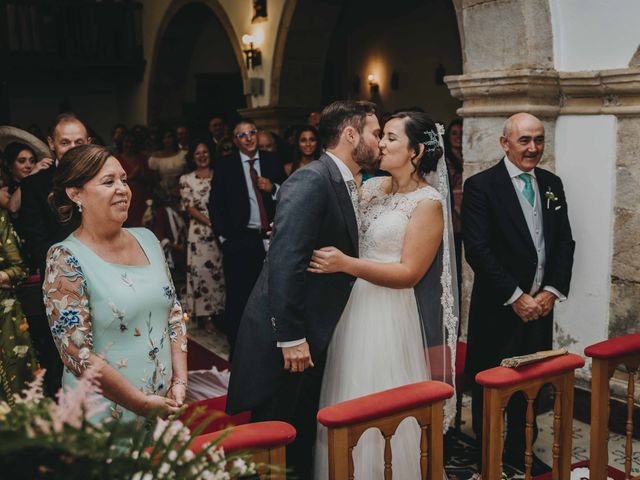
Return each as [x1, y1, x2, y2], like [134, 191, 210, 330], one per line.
[226, 100, 381, 478]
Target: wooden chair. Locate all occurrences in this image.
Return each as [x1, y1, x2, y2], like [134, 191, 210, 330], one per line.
[475, 353, 585, 480]
[190, 420, 296, 479]
[584, 333, 640, 480]
[317, 380, 454, 479]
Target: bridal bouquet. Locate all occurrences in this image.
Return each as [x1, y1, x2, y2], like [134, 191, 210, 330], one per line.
[0, 369, 255, 480]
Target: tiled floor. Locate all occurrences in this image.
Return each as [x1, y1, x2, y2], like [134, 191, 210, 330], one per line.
[190, 325, 640, 476]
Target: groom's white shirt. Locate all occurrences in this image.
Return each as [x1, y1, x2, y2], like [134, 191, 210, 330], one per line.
[277, 151, 356, 349]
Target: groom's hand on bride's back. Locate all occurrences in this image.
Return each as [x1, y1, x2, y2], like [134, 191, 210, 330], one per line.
[282, 341, 314, 373]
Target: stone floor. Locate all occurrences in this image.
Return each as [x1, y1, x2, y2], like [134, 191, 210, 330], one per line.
[189, 324, 640, 476]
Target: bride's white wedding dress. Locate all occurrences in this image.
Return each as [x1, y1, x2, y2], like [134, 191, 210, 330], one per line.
[314, 176, 445, 479]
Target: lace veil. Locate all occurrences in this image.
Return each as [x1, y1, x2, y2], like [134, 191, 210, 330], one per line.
[416, 123, 459, 429]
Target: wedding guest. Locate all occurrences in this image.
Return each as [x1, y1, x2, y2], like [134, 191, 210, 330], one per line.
[209, 120, 286, 353]
[215, 136, 235, 162]
[462, 112, 575, 473]
[116, 132, 154, 227]
[0, 209, 37, 405]
[208, 116, 228, 147]
[2, 141, 53, 246]
[20, 112, 89, 396]
[44, 144, 188, 422]
[176, 124, 190, 151]
[148, 127, 186, 205]
[284, 125, 321, 176]
[444, 118, 464, 304]
[258, 130, 278, 153]
[179, 140, 225, 332]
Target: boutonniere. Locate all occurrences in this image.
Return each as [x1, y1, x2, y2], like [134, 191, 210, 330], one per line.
[544, 186, 559, 209]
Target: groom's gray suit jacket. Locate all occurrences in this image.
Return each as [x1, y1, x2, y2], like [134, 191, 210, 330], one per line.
[226, 154, 359, 414]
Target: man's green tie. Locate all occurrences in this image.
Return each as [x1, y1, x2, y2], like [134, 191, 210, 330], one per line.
[519, 173, 535, 206]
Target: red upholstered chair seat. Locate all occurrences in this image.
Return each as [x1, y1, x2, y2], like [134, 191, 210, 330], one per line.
[584, 333, 640, 359]
[317, 381, 454, 428]
[179, 395, 251, 435]
[475, 353, 584, 388]
[190, 421, 296, 454]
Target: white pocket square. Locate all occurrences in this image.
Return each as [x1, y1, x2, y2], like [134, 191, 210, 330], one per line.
[555, 205, 562, 210]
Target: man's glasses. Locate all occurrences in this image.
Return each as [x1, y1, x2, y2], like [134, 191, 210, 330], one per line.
[236, 130, 257, 139]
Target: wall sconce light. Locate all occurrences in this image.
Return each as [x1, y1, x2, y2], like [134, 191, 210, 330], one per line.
[367, 73, 379, 96]
[242, 34, 262, 70]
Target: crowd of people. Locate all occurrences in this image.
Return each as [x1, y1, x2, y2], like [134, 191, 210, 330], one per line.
[0, 100, 574, 478]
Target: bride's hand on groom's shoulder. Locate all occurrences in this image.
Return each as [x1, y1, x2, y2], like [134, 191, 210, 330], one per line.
[307, 247, 348, 274]
[282, 342, 314, 373]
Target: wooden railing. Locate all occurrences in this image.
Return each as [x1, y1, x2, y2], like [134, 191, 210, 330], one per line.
[585, 333, 640, 480]
[475, 353, 585, 480]
[316, 380, 454, 480]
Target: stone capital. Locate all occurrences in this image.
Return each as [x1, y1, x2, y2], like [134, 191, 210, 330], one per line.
[445, 67, 640, 117]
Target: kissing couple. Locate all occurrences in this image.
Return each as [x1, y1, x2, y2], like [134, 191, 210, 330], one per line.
[227, 100, 459, 479]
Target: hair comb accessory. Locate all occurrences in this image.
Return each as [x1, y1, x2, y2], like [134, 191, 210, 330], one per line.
[422, 129, 440, 153]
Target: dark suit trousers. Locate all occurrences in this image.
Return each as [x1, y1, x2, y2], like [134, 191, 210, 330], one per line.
[251, 351, 327, 480]
[221, 230, 265, 355]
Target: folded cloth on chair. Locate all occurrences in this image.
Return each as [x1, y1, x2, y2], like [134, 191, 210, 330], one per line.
[186, 366, 230, 403]
[500, 348, 568, 368]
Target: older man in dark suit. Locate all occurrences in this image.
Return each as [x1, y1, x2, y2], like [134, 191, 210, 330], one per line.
[462, 112, 575, 473]
[209, 119, 286, 351]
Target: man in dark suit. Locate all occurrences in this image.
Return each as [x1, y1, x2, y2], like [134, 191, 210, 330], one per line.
[462, 112, 575, 472]
[20, 112, 90, 395]
[209, 119, 286, 351]
[226, 101, 381, 478]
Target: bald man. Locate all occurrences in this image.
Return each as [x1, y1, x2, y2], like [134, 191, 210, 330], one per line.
[462, 113, 575, 472]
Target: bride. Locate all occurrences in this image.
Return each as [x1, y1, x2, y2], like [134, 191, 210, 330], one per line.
[310, 111, 459, 479]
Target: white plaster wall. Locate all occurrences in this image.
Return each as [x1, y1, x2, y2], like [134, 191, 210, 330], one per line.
[553, 115, 617, 376]
[549, 0, 640, 71]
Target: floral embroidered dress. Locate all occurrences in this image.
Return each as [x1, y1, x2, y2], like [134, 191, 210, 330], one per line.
[0, 210, 37, 404]
[179, 171, 225, 318]
[43, 228, 186, 423]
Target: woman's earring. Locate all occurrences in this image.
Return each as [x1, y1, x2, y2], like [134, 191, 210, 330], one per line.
[76, 201, 83, 213]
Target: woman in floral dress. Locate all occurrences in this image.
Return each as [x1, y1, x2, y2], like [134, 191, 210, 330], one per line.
[179, 141, 225, 332]
[43, 145, 188, 423]
[0, 210, 37, 405]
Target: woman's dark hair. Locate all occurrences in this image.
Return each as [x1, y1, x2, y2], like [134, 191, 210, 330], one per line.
[155, 126, 178, 152]
[49, 144, 111, 225]
[444, 118, 463, 173]
[388, 111, 443, 175]
[2, 142, 36, 178]
[185, 139, 214, 171]
[319, 100, 377, 149]
[291, 125, 320, 173]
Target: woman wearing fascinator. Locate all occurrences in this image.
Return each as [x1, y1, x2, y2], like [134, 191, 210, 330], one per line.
[311, 111, 459, 479]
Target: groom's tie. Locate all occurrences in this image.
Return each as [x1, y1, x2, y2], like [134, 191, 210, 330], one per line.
[346, 179, 360, 229]
[519, 173, 535, 206]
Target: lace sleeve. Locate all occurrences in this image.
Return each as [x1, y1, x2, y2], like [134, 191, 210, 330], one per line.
[42, 246, 93, 376]
[359, 176, 386, 204]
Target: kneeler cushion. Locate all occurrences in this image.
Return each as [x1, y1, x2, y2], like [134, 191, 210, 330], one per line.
[317, 380, 454, 428]
[584, 333, 640, 360]
[190, 421, 296, 454]
[475, 353, 584, 388]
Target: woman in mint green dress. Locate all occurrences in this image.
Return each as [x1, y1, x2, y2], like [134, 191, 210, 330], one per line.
[43, 145, 188, 423]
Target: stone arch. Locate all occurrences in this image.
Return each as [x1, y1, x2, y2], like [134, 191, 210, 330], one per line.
[147, 0, 248, 123]
[271, 0, 465, 118]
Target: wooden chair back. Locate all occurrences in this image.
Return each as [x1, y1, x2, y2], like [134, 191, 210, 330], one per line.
[317, 381, 454, 480]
